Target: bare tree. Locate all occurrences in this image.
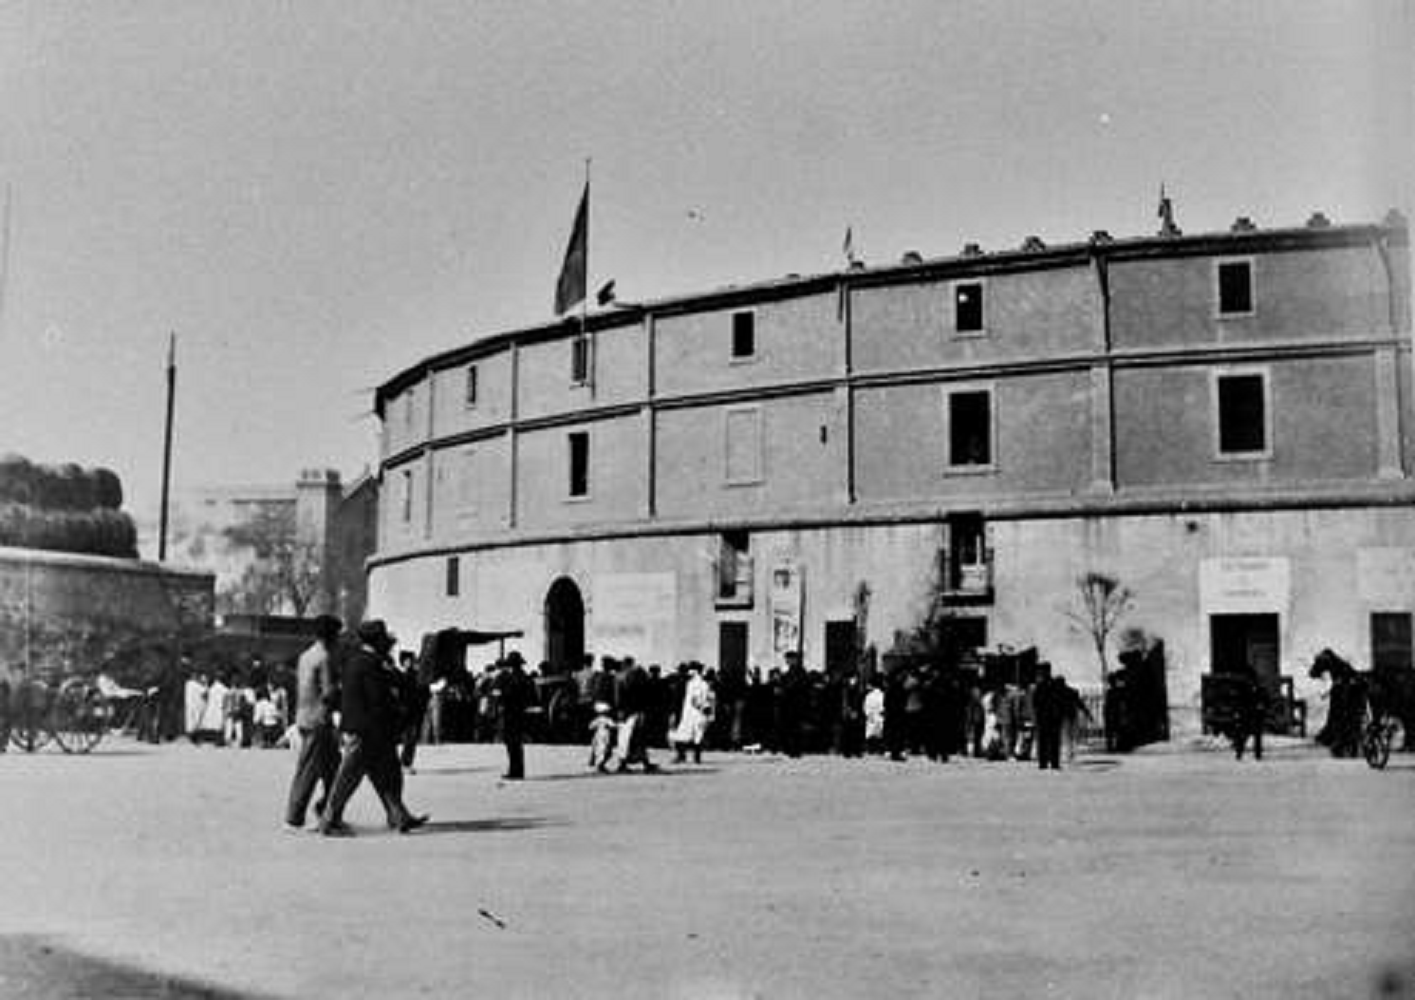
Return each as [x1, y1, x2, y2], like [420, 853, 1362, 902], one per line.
[1065, 571, 1133, 686]
[221, 506, 327, 616]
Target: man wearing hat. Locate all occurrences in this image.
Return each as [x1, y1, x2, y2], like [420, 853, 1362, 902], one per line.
[319, 620, 428, 835]
[494, 651, 535, 780]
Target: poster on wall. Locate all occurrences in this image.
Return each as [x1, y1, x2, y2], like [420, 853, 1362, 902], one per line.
[769, 561, 804, 658]
[1198, 557, 1290, 614]
[590, 573, 677, 664]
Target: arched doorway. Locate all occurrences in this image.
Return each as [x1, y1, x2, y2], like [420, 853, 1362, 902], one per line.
[543, 576, 585, 675]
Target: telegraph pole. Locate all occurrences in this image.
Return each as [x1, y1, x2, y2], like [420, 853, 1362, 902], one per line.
[158, 333, 176, 562]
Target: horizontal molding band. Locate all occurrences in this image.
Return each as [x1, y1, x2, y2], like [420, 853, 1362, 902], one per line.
[367, 480, 1415, 572]
[379, 335, 1408, 472]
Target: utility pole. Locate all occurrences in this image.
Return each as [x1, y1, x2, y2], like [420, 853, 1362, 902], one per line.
[158, 333, 176, 561]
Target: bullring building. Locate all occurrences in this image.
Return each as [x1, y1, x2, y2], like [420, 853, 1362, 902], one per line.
[369, 210, 1412, 736]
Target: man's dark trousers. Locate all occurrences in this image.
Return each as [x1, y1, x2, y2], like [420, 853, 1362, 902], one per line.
[285, 721, 339, 826]
[503, 724, 525, 779]
[322, 733, 407, 828]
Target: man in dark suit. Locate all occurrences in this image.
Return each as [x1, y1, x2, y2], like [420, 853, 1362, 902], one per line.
[495, 651, 535, 780]
[318, 620, 428, 836]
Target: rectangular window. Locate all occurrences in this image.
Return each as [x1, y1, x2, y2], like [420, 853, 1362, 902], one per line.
[941, 513, 991, 593]
[446, 556, 460, 597]
[464, 365, 478, 408]
[400, 469, 414, 523]
[404, 389, 415, 428]
[571, 335, 590, 385]
[716, 531, 754, 606]
[568, 431, 590, 498]
[1215, 371, 1268, 456]
[725, 407, 764, 484]
[953, 280, 985, 334]
[946, 389, 993, 468]
[457, 448, 477, 519]
[1372, 612, 1413, 672]
[731, 311, 756, 360]
[1216, 259, 1254, 316]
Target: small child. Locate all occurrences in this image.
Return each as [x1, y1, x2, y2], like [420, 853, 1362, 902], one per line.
[587, 702, 617, 771]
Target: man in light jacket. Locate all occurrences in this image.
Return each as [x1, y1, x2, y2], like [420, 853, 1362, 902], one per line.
[283, 615, 343, 831]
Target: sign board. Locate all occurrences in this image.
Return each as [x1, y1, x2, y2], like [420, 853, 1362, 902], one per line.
[1356, 548, 1415, 605]
[769, 561, 804, 658]
[590, 573, 677, 663]
[1199, 557, 1290, 614]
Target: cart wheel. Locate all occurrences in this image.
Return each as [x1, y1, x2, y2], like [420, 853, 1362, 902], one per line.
[9, 679, 53, 753]
[53, 679, 107, 754]
[1363, 717, 1392, 770]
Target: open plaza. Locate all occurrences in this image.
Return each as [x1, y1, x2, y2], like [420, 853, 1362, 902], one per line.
[1, 738, 1413, 999]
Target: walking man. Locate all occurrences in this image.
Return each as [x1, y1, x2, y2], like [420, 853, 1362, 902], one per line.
[319, 620, 428, 836]
[284, 615, 343, 831]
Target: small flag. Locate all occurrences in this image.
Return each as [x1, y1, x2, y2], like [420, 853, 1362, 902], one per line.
[555, 183, 588, 315]
[596, 279, 616, 307]
[842, 225, 855, 265]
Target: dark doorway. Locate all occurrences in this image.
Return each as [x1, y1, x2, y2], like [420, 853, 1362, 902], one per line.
[939, 615, 988, 660]
[718, 621, 748, 675]
[1210, 614, 1280, 683]
[543, 577, 584, 675]
[824, 620, 857, 676]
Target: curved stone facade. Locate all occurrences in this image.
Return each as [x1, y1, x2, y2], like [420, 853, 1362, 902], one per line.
[370, 216, 1414, 735]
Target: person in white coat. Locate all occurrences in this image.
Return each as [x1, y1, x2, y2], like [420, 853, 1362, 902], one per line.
[183, 673, 208, 743]
[671, 664, 715, 764]
[198, 674, 229, 746]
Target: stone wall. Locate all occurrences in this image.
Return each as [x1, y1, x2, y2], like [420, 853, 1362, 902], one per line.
[0, 546, 214, 683]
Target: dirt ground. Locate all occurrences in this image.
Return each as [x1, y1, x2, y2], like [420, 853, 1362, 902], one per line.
[0, 737, 1412, 999]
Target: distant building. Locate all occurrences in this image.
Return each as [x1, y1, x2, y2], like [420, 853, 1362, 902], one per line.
[367, 211, 1412, 737]
[142, 468, 377, 623]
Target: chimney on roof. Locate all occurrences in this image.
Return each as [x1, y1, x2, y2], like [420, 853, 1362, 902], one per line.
[1020, 235, 1046, 252]
[1305, 212, 1332, 229]
[1230, 216, 1258, 232]
[900, 250, 923, 265]
[961, 242, 984, 257]
[1157, 184, 1181, 236]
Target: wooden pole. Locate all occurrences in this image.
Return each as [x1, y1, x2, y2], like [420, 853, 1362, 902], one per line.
[158, 333, 176, 562]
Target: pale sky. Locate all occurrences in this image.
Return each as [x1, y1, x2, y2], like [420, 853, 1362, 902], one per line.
[0, 1, 1409, 528]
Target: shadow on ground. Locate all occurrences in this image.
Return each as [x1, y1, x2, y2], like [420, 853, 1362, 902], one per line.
[0, 935, 280, 1000]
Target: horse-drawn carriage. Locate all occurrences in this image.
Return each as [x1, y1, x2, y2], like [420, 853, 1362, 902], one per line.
[1309, 648, 1415, 769]
[4, 672, 110, 753]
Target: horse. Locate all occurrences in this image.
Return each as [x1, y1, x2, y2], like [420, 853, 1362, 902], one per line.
[1308, 648, 1415, 756]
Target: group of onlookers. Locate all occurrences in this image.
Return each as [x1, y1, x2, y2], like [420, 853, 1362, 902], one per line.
[183, 668, 289, 749]
[564, 651, 1092, 770]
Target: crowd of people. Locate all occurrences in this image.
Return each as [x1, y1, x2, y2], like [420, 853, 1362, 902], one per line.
[550, 649, 1095, 771]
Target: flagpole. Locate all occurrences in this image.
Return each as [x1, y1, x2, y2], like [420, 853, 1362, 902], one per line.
[582, 158, 593, 399]
[158, 333, 176, 562]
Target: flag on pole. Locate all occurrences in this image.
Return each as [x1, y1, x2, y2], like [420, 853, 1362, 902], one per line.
[555, 183, 589, 315]
[842, 225, 855, 265]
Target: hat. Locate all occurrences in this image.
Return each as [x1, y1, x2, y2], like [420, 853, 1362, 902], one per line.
[502, 650, 526, 667]
[356, 619, 395, 651]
